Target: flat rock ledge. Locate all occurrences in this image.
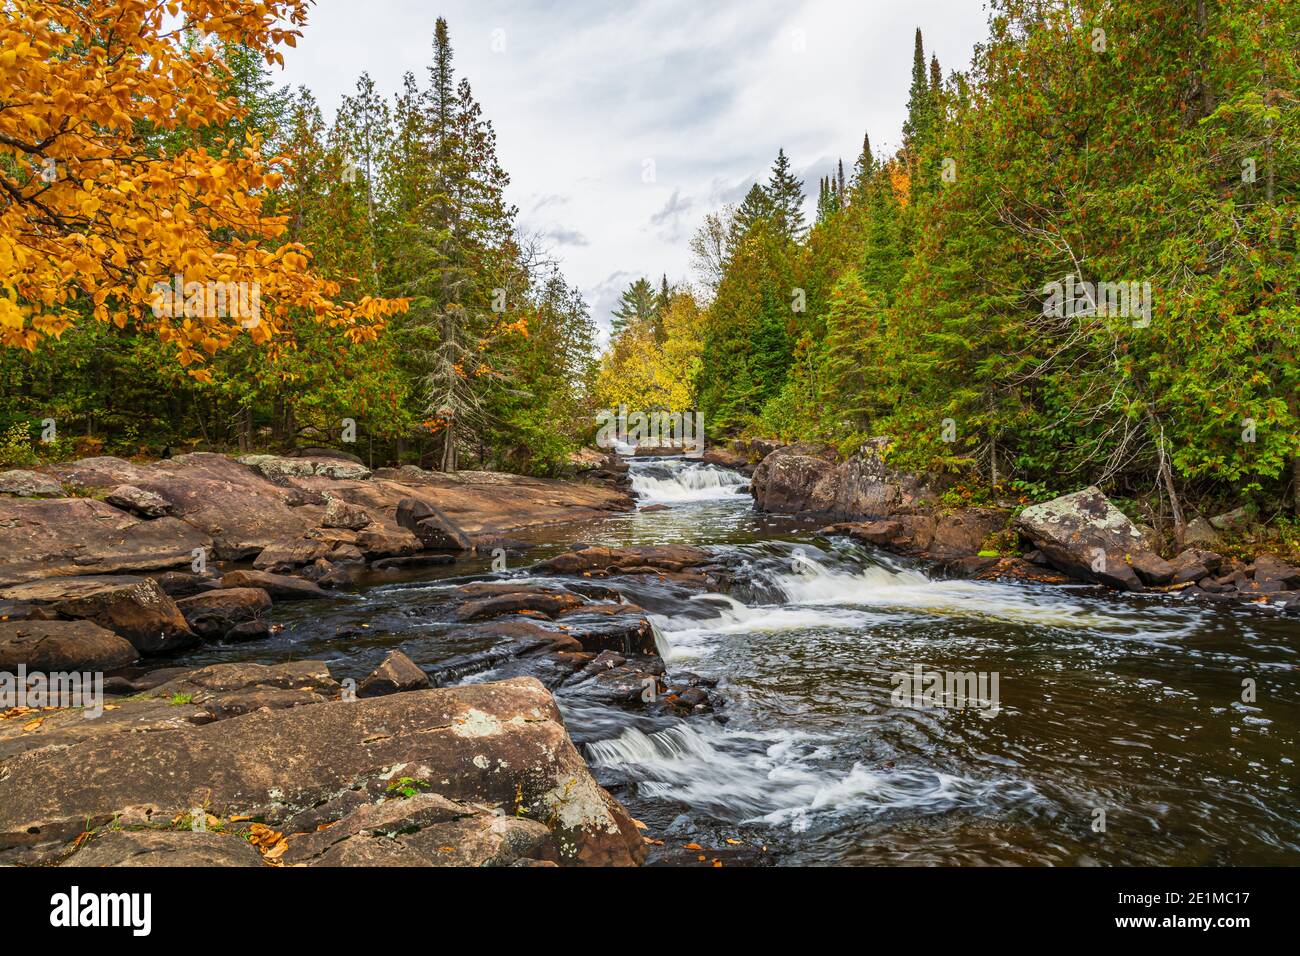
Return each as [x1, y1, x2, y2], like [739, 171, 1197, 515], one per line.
[0, 669, 645, 868]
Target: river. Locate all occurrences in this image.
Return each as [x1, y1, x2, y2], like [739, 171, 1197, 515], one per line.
[180, 457, 1299, 866]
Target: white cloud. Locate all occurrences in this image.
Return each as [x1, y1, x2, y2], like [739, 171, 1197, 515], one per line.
[277, 0, 990, 332]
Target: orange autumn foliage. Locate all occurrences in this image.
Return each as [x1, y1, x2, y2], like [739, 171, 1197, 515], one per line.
[0, 0, 406, 376]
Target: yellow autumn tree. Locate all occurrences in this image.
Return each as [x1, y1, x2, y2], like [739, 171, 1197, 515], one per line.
[593, 291, 703, 412]
[0, 0, 405, 378]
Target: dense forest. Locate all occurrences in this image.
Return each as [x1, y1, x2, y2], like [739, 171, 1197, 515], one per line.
[2, 11, 596, 476]
[3, 0, 1298, 540]
[596, 0, 1299, 544]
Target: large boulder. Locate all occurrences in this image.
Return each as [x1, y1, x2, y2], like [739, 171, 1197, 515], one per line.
[750, 448, 837, 515]
[0, 677, 644, 867]
[1016, 487, 1150, 591]
[396, 497, 473, 551]
[827, 438, 938, 518]
[175, 588, 272, 642]
[0, 619, 138, 671]
[50, 577, 197, 654]
[0, 469, 63, 498]
[0, 498, 211, 587]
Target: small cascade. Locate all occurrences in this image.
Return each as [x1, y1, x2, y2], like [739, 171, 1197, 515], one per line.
[628, 458, 749, 504]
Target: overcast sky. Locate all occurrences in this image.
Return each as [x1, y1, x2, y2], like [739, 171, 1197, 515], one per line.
[277, 0, 991, 342]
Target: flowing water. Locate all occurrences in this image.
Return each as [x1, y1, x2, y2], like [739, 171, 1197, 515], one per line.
[185, 456, 1299, 866]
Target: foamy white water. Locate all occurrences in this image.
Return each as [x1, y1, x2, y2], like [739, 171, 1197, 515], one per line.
[629, 458, 749, 504]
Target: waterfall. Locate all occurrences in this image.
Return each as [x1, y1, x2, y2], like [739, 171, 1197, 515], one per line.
[628, 458, 749, 504]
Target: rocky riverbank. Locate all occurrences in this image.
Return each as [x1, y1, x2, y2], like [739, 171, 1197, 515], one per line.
[749, 439, 1300, 615]
[0, 450, 696, 867]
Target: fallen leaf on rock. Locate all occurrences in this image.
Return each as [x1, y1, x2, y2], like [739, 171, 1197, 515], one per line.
[247, 823, 284, 849]
[630, 817, 647, 830]
[726, 838, 742, 845]
[683, 842, 702, 850]
[697, 854, 706, 862]
[22, 717, 44, 732]
[713, 860, 723, 867]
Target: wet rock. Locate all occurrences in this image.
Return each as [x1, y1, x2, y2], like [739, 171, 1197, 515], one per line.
[1127, 551, 1176, 586]
[454, 590, 586, 622]
[175, 588, 271, 642]
[105, 484, 176, 518]
[941, 555, 1001, 578]
[0, 619, 139, 671]
[357, 650, 431, 698]
[219, 569, 330, 601]
[396, 497, 473, 551]
[251, 536, 335, 571]
[928, 508, 1009, 559]
[0, 469, 63, 498]
[1016, 487, 1150, 591]
[355, 527, 423, 559]
[321, 496, 372, 530]
[537, 545, 712, 576]
[555, 604, 659, 656]
[61, 829, 265, 867]
[51, 577, 196, 654]
[702, 446, 752, 473]
[370, 554, 455, 571]
[1250, 555, 1300, 589]
[1169, 549, 1222, 585]
[0, 677, 644, 867]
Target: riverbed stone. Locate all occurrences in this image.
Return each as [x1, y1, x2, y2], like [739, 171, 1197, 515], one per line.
[321, 496, 372, 530]
[0, 619, 138, 671]
[175, 588, 271, 642]
[396, 497, 473, 551]
[357, 650, 431, 698]
[51, 577, 196, 655]
[0, 469, 63, 498]
[220, 569, 330, 601]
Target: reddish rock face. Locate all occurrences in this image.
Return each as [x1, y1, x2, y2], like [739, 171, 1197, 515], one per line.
[49, 577, 197, 654]
[0, 676, 645, 868]
[0, 619, 139, 672]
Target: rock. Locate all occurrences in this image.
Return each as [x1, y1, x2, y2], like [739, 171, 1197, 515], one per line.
[1015, 487, 1150, 591]
[827, 437, 938, 518]
[1209, 507, 1251, 532]
[61, 829, 265, 867]
[321, 496, 372, 530]
[355, 527, 423, 558]
[454, 590, 586, 622]
[104, 484, 176, 518]
[701, 446, 751, 472]
[0, 469, 63, 497]
[1169, 549, 1222, 585]
[536, 545, 712, 575]
[1182, 517, 1221, 548]
[0, 498, 211, 587]
[238, 454, 317, 479]
[0, 677, 644, 867]
[289, 447, 364, 465]
[1250, 554, 1300, 589]
[313, 460, 372, 480]
[357, 650, 431, 698]
[370, 554, 455, 571]
[1127, 551, 1176, 586]
[0, 601, 57, 622]
[280, 792, 555, 867]
[396, 497, 473, 551]
[219, 570, 330, 601]
[251, 536, 334, 571]
[51, 577, 196, 654]
[928, 509, 1010, 559]
[175, 588, 272, 642]
[0, 619, 138, 671]
[555, 605, 659, 656]
[142, 661, 339, 703]
[149, 571, 221, 597]
[750, 450, 837, 514]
